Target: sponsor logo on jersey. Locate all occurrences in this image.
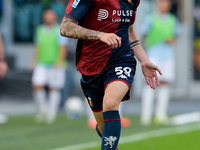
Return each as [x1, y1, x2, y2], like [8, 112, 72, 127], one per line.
[97, 9, 133, 22]
[97, 9, 109, 21]
[88, 97, 93, 107]
[104, 136, 118, 148]
[72, 0, 80, 8]
[118, 74, 128, 80]
[112, 10, 133, 16]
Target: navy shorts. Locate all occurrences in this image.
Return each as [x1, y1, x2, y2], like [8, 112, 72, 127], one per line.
[81, 57, 137, 112]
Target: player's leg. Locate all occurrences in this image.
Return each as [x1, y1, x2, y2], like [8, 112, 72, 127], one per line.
[93, 111, 104, 134]
[85, 98, 97, 129]
[47, 67, 65, 123]
[101, 81, 128, 150]
[88, 102, 131, 129]
[32, 65, 48, 123]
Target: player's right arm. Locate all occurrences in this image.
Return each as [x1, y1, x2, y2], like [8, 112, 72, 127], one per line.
[60, 17, 121, 49]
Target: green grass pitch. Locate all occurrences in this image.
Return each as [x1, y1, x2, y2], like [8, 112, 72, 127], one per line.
[85, 129, 200, 150]
[0, 115, 200, 150]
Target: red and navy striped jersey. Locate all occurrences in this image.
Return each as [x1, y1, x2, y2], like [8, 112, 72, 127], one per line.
[65, 0, 140, 75]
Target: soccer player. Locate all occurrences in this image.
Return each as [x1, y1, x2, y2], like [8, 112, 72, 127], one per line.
[30, 9, 67, 123]
[140, 0, 179, 126]
[61, 0, 162, 149]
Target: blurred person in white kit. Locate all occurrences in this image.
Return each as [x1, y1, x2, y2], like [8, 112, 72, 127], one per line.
[0, 33, 8, 124]
[140, 0, 179, 125]
[30, 9, 67, 123]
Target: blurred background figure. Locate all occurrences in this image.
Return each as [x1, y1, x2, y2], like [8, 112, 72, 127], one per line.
[0, 32, 8, 124]
[0, 33, 7, 79]
[29, 9, 67, 123]
[140, 0, 179, 126]
[193, 3, 200, 79]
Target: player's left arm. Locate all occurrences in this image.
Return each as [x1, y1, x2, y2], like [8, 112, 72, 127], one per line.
[128, 25, 162, 89]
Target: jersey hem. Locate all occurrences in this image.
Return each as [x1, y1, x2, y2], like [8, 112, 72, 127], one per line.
[92, 108, 103, 112]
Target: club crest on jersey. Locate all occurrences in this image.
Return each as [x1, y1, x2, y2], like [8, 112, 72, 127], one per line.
[72, 0, 80, 8]
[128, 0, 132, 3]
[88, 97, 93, 107]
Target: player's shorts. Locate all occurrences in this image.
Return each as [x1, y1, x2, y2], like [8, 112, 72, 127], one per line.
[32, 64, 65, 89]
[150, 58, 175, 82]
[81, 57, 137, 112]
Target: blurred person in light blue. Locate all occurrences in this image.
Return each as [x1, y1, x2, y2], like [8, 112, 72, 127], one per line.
[30, 9, 67, 123]
[140, 0, 179, 126]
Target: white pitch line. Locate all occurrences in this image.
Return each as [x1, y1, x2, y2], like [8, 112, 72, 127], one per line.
[51, 123, 200, 150]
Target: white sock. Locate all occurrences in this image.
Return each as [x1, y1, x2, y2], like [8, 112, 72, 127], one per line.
[47, 90, 61, 123]
[33, 89, 47, 114]
[155, 85, 170, 121]
[140, 85, 155, 125]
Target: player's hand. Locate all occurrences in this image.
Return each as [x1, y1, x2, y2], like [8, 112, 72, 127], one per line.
[0, 61, 8, 78]
[141, 61, 162, 90]
[97, 32, 122, 49]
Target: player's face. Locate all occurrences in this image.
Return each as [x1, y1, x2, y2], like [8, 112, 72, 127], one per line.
[157, 0, 171, 14]
[43, 10, 56, 26]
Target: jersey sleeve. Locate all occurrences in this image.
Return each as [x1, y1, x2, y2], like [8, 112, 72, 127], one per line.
[65, 0, 93, 22]
[130, 0, 140, 24]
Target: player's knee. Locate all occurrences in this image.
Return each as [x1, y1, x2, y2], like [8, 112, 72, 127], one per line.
[103, 98, 119, 111]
